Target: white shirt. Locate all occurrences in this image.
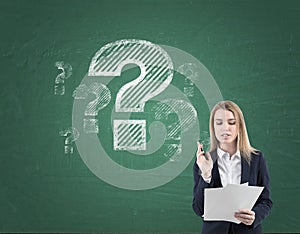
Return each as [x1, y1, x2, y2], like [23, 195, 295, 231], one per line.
[217, 147, 241, 187]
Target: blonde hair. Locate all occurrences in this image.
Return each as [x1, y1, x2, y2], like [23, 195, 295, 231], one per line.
[209, 100, 257, 163]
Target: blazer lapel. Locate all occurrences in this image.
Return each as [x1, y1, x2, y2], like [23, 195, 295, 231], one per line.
[240, 156, 250, 184]
[210, 151, 222, 187]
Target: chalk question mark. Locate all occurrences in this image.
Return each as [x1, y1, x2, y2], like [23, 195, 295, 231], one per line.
[152, 99, 197, 161]
[54, 61, 72, 95]
[73, 82, 111, 133]
[59, 127, 80, 154]
[88, 39, 173, 150]
[178, 63, 198, 97]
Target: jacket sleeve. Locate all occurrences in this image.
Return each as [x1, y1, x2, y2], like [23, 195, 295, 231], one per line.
[192, 159, 214, 217]
[251, 152, 273, 229]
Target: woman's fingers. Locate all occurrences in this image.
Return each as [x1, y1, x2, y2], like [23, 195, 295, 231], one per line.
[238, 209, 255, 219]
[234, 209, 255, 225]
[205, 151, 211, 161]
[197, 142, 203, 152]
[197, 142, 204, 157]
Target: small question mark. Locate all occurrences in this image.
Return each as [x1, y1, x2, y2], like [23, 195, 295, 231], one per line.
[54, 61, 72, 95]
[152, 99, 197, 161]
[73, 82, 111, 133]
[88, 39, 173, 150]
[178, 63, 198, 98]
[152, 102, 180, 141]
[59, 127, 80, 154]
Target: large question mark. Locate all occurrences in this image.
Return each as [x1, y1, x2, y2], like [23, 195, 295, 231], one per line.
[72, 41, 224, 190]
[59, 127, 80, 154]
[73, 82, 111, 133]
[88, 39, 173, 150]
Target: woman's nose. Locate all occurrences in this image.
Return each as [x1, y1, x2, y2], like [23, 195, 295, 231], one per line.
[222, 122, 230, 131]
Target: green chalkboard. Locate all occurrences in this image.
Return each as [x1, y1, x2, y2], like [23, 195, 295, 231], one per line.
[0, 0, 300, 233]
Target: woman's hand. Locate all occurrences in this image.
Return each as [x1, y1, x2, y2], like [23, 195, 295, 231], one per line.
[234, 209, 255, 225]
[196, 142, 213, 179]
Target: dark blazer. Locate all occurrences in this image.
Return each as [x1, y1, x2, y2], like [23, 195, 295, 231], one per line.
[192, 150, 273, 234]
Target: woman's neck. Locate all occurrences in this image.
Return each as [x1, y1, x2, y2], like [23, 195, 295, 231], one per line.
[219, 143, 237, 157]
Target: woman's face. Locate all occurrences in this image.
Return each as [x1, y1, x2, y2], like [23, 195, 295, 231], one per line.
[213, 109, 238, 147]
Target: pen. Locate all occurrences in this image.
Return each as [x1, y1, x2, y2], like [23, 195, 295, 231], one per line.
[198, 140, 208, 160]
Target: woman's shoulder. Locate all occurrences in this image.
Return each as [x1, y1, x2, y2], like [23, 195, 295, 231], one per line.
[250, 149, 267, 163]
[251, 149, 263, 156]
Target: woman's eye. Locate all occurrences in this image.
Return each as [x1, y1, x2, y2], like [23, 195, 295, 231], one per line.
[216, 122, 222, 125]
[228, 121, 236, 125]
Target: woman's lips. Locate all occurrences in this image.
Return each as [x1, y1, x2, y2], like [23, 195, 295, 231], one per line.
[221, 133, 231, 137]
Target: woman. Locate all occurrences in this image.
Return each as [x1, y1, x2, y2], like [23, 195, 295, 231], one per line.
[192, 100, 272, 234]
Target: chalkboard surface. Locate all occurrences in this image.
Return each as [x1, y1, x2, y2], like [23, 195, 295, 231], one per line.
[0, 0, 299, 233]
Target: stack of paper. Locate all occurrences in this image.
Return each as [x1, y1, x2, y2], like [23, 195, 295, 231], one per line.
[204, 184, 264, 223]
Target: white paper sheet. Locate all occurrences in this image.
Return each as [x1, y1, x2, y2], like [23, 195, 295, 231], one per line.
[204, 184, 264, 223]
